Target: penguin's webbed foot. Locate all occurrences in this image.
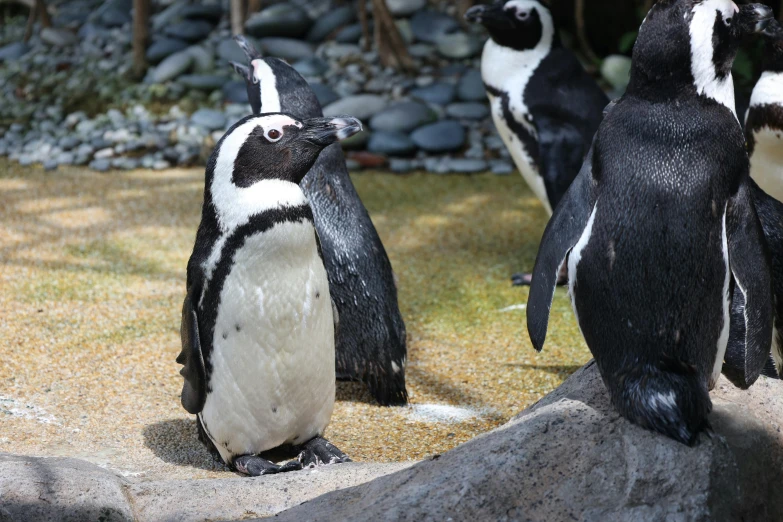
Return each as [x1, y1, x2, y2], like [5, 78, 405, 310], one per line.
[512, 263, 568, 287]
[297, 437, 352, 468]
[233, 454, 302, 476]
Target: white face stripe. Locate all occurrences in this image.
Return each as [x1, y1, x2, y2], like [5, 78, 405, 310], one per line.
[749, 71, 783, 109]
[503, 0, 544, 21]
[210, 115, 307, 233]
[251, 59, 282, 113]
[689, 0, 740, 121]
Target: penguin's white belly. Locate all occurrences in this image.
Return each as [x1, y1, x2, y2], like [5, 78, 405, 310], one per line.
[750, 127, 783, 203]
[489, 94, 552, 215]
[201, 220, 335, 463]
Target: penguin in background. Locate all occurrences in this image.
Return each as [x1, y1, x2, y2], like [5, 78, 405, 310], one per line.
[746, 31, 783, 203]
[228, 37, 408, 406]
[465, 0, 609, 286]
[527, 0, 776, 445]
[178, 112, 363, 475]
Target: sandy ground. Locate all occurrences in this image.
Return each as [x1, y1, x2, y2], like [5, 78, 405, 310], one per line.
[0, 159, 590, 481]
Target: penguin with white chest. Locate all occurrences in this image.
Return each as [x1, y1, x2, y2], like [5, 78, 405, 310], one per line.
[746, 32, 783, 203]
[228, 38, 408, 406]
[177, 113, 363, 475]
[527, 0, 776, 445]
[465, 0, 608, 286]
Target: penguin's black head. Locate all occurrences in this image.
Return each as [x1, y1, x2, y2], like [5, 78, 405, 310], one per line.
[628, 0, 776, 108]
[230, 36, 322, 118]
[760, 20, 783, 73]
[465, 0, 555, 51]
[212, 113, 362, 187]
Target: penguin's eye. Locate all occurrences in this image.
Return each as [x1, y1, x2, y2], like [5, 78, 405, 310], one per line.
[267, 129, 281, 141]
[516, 10, 530, 21]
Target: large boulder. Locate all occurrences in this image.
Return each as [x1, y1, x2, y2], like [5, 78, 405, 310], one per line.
[271, 363, 783, 522]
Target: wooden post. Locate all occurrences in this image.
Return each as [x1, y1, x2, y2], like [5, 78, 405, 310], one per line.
[358, 0, 371, 51]
[231, 0, 246, 36]
[247, 0, 261, 17]
[575, 0, 600, 65]
[371, 0, 415, 72]
[132, 0, 149, 79]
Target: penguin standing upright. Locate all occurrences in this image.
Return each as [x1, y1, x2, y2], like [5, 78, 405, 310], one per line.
[527, 0, 776, 445]
[229, 38, 408, 406]
[746, 33, 783, 203]
[465, 0, 608, 286]
[178, 113, 363, 475]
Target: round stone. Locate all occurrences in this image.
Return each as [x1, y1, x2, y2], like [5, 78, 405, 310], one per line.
[258, 38, 315, 61]
[444, 158, 488, 173]
[306, 5, 356, 42]
[435, 32, 483, 59]
[601, 54, 632, 92]
[191, 109, 227, 131]
[457, 69, 486, 102]
[323, 94, 388, 120]
[369, 101, 436, 133]
[152, 51, 194, 83]
[293, 57, 329, 77]
[446, 102, 489, 120]
[368, 131, 418, 156]
[411, 11, 459, 44]
[244, 3, 313, 39]
[179, 75, 229, 91]
[309, 83, 340, 107]
[410, 120, 466, 153]
[386, 0, 427, 17]
[164, 20, 215, 42]
[410, 82, 457, 106]
[146, 38, 189, 65]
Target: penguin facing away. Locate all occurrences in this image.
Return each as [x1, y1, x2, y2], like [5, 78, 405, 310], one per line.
[230, 38, 408, 406]
[465, 0, 608, 286]
[178, 113, 363, 475]
[526, 0, 775, 445]
[746, 32, 783, 203]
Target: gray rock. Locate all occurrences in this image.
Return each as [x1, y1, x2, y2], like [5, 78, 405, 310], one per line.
[411, 10, 460, 44]
[323, 94, 387, 120]
[89, 158, 111, 171]
[179, 74, 229, 91]
[191, 108, 227, 131]
[259, 38, 315, 61]
[223, 81, 249, 104]
[444, 158, 488, 173]
[57, 152, 75, 165]
[446, 102, 489, 120]
[273, 364, 783, 522]
[43, 159, 59, 171]
[335, 23, 364, 44]
[368, 131, 417, 156]
[410, 120, 466, 152]
[435, 31, 483, 59]
[99, 7, 131, 27]
[490, 160, 514, 175]
[58, 136, 81, 151]
[309, 83, 340, 107]
[152, 2, 187, 31]
[245, 3, 313, 39]
[187, 45, 215, 73]
[389, 158, 416, 173]
[410, 82, 457, 106]
[152, 51, 194, 83]
[0, 454, 133, 521]
[164, 20, 215, 42]
[395, 19, 414, 44]
[0, 42, 31, 61]
[340, 130, 370, 150]
[40, 28, 78, 47]
[293, 57, 329, 77]
[369, 101, 436, 133]
[601, 54, 633, 92]
[180, 4, 224, 22]
[146, 38, 189, 64]
[307, 5, 356, 42]
[386, 0, 426, 17]
[322, 43, 362, 60]
[408, 43, 435, 58]
[457, 69, 486, 102]
[94, 147, 114, 159]
[153, 159, 171, 170]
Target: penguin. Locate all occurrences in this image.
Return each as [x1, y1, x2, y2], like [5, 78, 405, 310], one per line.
[526, 0, 776, 445]
[746, 33, 783, 203]
[465, 0, 609, 286]
[228, 37, 408, 406]
[177, 112, 363, 475]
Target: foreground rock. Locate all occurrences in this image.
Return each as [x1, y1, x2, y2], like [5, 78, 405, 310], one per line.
[0, 454, 412, 522]
[272, 363, 783, 522]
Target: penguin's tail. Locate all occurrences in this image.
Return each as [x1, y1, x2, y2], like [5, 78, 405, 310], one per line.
[610, 355, 712, 446]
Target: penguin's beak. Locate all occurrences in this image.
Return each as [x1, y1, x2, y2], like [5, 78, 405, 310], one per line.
[737, 4, 777, 36]
[465, 3, 506, 27]
[301, 117, 363, 147]
[234, 34, 262, 60]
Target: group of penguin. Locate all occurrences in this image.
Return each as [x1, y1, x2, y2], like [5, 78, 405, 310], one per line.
[176, 0, 783, 476]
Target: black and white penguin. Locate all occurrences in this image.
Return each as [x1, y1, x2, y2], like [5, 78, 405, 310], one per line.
[746, 32, 783, 203]
[465, 0, 608, 286]
[228, 37, 408, 406]
[177, 112, 362, 475]
[526, 0, 776, 445]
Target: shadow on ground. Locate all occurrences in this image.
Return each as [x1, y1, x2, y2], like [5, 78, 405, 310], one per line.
[142, 419, 228, 473]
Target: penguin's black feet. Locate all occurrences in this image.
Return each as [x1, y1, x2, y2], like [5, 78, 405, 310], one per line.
[297, 437, 352, 468]
[233, 454, 302, 476]
[512, 264, 568, 287]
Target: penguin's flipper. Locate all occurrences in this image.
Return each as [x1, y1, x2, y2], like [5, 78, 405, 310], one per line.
[538, 122, 588, 211]
[723, 180, 774, 388]
[177, 291, 207, 414]
[527, 148, 596, 352]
